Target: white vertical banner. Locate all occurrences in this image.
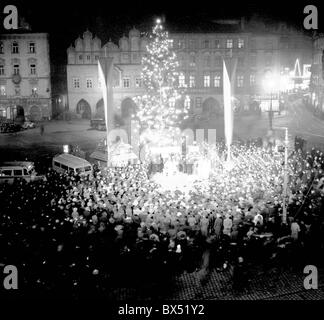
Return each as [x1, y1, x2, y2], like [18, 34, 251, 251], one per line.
[98, 57, 114, 164]
[223, 60, 233, 149]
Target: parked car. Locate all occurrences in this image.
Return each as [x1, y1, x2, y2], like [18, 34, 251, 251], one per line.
[22, 121, 36, 129]
[90, 118, 106, 131]
[0, 122, 21, 133]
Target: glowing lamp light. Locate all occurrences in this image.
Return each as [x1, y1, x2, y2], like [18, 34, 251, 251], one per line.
[63, 145, 69, 153]
[156, 18, 161, 24]
[263, 77, 276, 92]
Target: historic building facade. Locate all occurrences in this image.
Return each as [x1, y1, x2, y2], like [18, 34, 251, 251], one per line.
[0, 32, 51, 122]
[66, 21, 312, 122]
[310, 35, 324, 115]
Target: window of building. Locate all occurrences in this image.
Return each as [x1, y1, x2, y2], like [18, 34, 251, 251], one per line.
[195, 97, 202, 108]
[179, 73, 186, 87]
[0, 65, 4, 75]
[226, 39, 233, 49]
[189, 53, 196, 67]
[238, 57, 245, 67]
[250, 74, 256, 86]
[250, 54, 257, 67]
[214, 55, 221, 67]
[86, 78, 93, 88]
[0, 42, 3, 54]
[29, 42, 35, 53]
[184, 96, 191, 108]
[95, 55, 99, 61]
[237, 75, 244, 88]
[30, 64, 36, 75]
[12, 42, 19, 54]
[189, 40, 196, 49]
[31, 87, 38, 96]
[87, 55, 91, 61]
[215, 39, 220, 48]
[214, 75, 221, 87]
[204, 75, 210, 87]
[189, 75, 195, 88]
[79, 55, 83, 61]
[238, 39, 244, 49]
[13, 64, 19, 75]
[265, 52, 273, 66]
[123, 77, 130, 88]
[250, 38, 257, 48]
[73, 78, 80, 88]
[203, 39, 210, 49]
[0, 86, 5, 95]
[178, 39, 185, 49]
[203, 53, 211, 68]
[135, 78, 142, 87]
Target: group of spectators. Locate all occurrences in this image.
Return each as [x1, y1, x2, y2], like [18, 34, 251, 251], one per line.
[0, 142, 324, 298]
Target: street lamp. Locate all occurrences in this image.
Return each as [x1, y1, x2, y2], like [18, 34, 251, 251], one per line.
[263, 72, 277, 130]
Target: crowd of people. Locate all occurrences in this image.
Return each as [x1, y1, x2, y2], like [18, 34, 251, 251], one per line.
[0, 142, 324, 298]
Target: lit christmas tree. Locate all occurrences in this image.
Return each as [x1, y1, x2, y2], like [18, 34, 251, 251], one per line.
[134, 18, 189, 141]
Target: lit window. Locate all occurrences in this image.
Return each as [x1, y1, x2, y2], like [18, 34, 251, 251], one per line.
[29, 42, 35, 53]
[214, 75, 221, 87]
[30, 64, 36, 75]
[123, 78, 130, 88]
[204, 75, 210, 87]
[0, 42, 3, 54]
[215, 39, 220, 48]
[0, 65, 4, 75]
[73, 78, 80, 88]
[184, 96, 191, 108]
[0, 86, 5, 95]
[189, 75, 195, 88]
[179, 73, 186, 87]
[250, 74, 256, 86]
[86, 78, 93, 88]
[237, 75, 244, 88]
[12, 42, 19, 54]
[195, 97, 202, 108]
[32, 87, 38, 96]
[135, 78, 142, 87]
[238, 39, 244, 49]
[13, 64, 19, 75]
[226, 39, 233, 49]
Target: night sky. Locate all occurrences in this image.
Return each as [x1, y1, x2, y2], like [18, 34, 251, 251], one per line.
[1, 0, 323, 65]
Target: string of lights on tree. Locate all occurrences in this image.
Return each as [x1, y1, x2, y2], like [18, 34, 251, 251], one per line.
[133, 18, 190, 141]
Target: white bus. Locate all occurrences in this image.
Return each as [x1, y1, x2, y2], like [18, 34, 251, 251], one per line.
[52, 154, 92, 177]
[0, 161, 45, 184]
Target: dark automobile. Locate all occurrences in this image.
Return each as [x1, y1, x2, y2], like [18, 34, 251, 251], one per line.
[90, 118, 106, 131]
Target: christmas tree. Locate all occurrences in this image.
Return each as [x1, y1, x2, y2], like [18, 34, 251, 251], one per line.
[134, 18, 189, 138]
